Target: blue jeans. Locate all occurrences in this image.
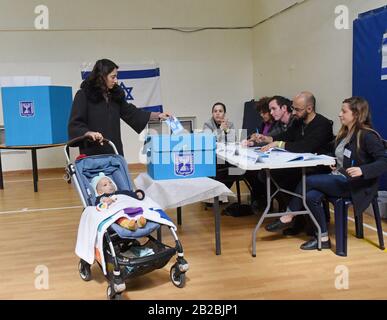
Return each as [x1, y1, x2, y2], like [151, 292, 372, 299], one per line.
[288, 174, 351, 237]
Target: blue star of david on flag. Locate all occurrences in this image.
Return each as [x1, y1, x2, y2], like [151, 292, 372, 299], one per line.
[119, 82, 134, 101]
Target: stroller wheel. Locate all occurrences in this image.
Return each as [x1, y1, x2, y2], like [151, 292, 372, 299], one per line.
[107, 285, 122, 300]
[78, 259, 92, 281]
[170, 264, 186, 288]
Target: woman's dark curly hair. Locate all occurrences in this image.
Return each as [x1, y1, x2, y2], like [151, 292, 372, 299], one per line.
[256, 96, 271, 113]
[81, 59, 125, 103]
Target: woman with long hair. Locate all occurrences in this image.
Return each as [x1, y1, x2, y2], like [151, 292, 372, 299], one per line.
[68, 59, 170, 155]
[266, 97, 387, 250]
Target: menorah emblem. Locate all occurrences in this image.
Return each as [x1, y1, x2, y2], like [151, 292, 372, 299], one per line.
[174, 152, 194, 176]
[19, 101, 35, 117]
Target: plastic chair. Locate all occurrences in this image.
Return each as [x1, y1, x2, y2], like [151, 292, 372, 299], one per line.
[325, 196, 385, 256]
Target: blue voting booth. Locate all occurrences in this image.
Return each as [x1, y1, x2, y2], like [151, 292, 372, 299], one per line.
[1, 86, 72, 146]
[146, 133, 216, 180]
[353, 6, 387, 190]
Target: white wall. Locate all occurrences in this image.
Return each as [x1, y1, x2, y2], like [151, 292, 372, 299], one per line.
[0, 0, 254, 170]
[4, 0, 386, 171]
[252, 0, 387, 133]
[253, 0, 303, 23]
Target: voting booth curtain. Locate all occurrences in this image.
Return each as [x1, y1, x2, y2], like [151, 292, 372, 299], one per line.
[353, 5, 387, 190]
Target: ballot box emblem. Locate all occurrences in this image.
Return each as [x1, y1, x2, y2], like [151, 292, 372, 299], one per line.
[174, 152, 194, 176]
[19, 101, 34, 117]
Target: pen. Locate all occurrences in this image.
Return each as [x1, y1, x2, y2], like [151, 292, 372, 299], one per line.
[256, 128, 259, 135]
[351, 159, 355, 167]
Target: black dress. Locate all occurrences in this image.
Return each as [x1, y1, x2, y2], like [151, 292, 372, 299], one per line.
[68, 89, 151, 156]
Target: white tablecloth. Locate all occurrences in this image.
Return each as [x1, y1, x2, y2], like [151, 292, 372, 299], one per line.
[134, 173, 234, 209]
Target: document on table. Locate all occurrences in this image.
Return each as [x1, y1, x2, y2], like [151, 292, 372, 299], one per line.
[217, 143, 333, 165]
[254, 147, 331, 163]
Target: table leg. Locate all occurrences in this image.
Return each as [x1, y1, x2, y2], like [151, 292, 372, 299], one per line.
[252, 169, 271, 257]
[236, 179, 241, 205]
[0, 151, 3, 189]
[177, 207, 182, 226]
[31, 149, 38, 192]
[213, 196, 221, 255]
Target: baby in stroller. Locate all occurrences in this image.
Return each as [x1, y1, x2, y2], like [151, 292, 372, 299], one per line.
[66, 137, 189, 300]
[91, 172, 147, 231]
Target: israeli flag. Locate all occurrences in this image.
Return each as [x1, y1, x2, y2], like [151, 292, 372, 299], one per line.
[382, 33, 387, 81]
[81, 63, 163, 112]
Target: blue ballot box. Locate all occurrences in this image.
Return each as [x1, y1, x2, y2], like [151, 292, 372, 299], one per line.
[1, 86, 72, 146]
[146, 133, 216, 180]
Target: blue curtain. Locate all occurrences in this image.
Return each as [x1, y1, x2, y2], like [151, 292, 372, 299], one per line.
[353, 5, 387, 190]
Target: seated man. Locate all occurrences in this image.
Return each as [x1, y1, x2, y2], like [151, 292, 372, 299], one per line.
[258, 92, 333, 154]
[256, 91, 334, 235]
[243, 96, 295, 208]
[246, 95, 296, 147]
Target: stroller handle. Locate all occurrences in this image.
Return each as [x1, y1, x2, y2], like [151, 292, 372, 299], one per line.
[64, 135, 119, 163]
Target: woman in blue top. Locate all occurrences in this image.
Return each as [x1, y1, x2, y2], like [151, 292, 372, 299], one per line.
[266, 97, 387, 250]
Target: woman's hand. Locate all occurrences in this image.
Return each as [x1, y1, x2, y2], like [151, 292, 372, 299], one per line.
[250, 133, 258, 141]
[220, 118, 229, 132]
[241, 139, 254, 147]
[253, 134, 273, 144]
[158, 112, 171, 121]
[346, 167, 363, 178]
[85, 131, 104, 145]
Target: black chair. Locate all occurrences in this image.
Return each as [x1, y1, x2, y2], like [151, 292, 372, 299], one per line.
[324, 196, 385, 256]
[242, 100, 263, 138]
[219, 165, 253, 206]
[206, 164, 254, 216]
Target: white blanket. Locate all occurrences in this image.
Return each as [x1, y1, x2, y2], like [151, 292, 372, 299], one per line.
[75, 194, 175, 275]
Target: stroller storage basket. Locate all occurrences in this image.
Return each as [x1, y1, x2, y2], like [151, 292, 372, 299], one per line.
[105, 234, 177, 279]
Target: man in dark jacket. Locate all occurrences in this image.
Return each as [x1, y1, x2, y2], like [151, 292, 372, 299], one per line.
[260, 91, 334, 235]
[260, 91, 334, 154]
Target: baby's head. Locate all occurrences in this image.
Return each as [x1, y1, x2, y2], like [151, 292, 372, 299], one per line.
[91, 173, 117, 196]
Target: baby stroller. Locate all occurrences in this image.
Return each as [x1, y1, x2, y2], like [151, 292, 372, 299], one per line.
[65, 136, 189, 300]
